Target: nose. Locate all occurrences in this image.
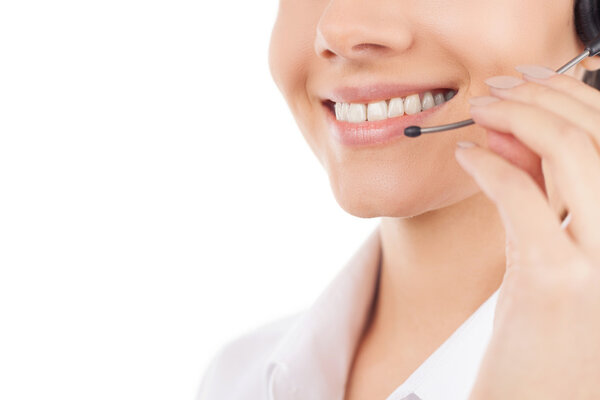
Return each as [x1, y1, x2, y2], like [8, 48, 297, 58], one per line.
[314, 0, 414, 62]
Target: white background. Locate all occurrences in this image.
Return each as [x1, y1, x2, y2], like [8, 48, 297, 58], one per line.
[0, 1, 378, 399]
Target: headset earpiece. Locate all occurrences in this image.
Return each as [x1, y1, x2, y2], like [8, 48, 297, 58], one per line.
[575, 0, 600, 45]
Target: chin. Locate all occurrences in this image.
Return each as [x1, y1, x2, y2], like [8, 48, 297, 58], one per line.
[328, 175, 436, 218]
[326, 163, 482, 219]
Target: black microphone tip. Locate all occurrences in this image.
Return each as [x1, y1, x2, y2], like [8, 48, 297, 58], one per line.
[404, 126, 422, 137]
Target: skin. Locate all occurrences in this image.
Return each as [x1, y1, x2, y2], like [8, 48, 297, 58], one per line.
[268, 0, 600, 398]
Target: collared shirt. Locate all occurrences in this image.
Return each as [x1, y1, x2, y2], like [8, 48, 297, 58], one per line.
[197, 223, 501, 400]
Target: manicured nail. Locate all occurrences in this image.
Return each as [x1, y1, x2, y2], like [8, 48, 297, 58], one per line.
[484, 75, 526, 89]
[468, 96, 500, 106]
[456, 141, 477, 149]
[515, 64, 557, 79]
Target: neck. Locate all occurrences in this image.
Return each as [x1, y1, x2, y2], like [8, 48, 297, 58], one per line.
[371, 191, 506, 337]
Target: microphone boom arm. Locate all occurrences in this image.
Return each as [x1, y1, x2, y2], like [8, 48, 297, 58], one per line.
[404, 33, 600, 138]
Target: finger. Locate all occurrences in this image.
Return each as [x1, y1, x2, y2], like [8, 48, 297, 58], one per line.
[487, 76, 600, 155]
[454, 141, 577, 267]
[469, 99, 600, 256]
[485, 128, 547, 195]
[486, 128, 569, 230]
[516, 66, 600, 113]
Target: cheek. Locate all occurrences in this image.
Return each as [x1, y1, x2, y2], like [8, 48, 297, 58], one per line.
[268, 6, 327, 161]
[487, 129, 547, 196]
[268, 6, 315, 102]
[268, 20, 292, 94]
[431, 0, 563, 79]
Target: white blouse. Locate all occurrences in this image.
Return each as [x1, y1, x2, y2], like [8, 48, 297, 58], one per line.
[196, 224, 501, 400]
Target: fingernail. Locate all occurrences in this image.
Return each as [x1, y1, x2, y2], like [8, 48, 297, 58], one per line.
[468, 96, 500, 106]
[515, 64, 557, 79]
[456, 141, 477, 149]
[484, 75, 526, 89]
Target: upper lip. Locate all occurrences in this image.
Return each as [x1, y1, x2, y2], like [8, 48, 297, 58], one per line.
[322, 82, 458, 104]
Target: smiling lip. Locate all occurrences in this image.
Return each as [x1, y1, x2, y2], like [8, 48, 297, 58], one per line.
[325, 82, 457, 104]
[322, 91, 456, 147]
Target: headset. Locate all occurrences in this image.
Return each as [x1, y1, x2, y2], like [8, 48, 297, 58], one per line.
[576, 0, 600, 44]
[404, 0, 600, 137]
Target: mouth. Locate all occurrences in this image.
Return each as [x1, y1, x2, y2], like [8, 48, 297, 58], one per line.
[321, 86, 459, 146]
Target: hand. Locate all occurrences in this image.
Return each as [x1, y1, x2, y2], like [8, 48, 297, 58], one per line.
[454, 65, 600, 399]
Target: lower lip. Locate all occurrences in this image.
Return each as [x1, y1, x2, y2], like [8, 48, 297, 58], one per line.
[324, 96, 453, 147]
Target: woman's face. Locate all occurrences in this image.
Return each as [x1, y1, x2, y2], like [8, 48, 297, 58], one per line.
[268, 0, 585, 218]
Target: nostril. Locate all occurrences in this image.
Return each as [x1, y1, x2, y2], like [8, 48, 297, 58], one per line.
[314, 29, 340, 60]
[321, 49, 336, 59]
[352, 43, 388, 53]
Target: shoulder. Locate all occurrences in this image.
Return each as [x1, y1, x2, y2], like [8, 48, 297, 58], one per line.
[195, 311, 302, 400]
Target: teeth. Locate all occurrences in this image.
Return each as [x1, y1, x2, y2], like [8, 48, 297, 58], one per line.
[404, 94, 421, 115]
[335, 102, 350, 120]
[347, 103, 367, 123]
[421, 91, 435, 110]
[341, 103, 349, 121]
[333, 89, 456, 122]
[388, 97, 404, 118]
[367, 101, 388, 121]
[335, 102, 343, 120]
[434, 93, 445, 105]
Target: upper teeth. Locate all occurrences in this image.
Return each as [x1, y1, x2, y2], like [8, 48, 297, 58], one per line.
[334, 89, 456, 123]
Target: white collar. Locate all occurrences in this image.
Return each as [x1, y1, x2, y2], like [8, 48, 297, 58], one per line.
[263, 223, 500, 400]
[264, 224, 382, 399]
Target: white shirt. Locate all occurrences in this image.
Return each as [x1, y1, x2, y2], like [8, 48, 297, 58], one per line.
[196, 223, 501, 400]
